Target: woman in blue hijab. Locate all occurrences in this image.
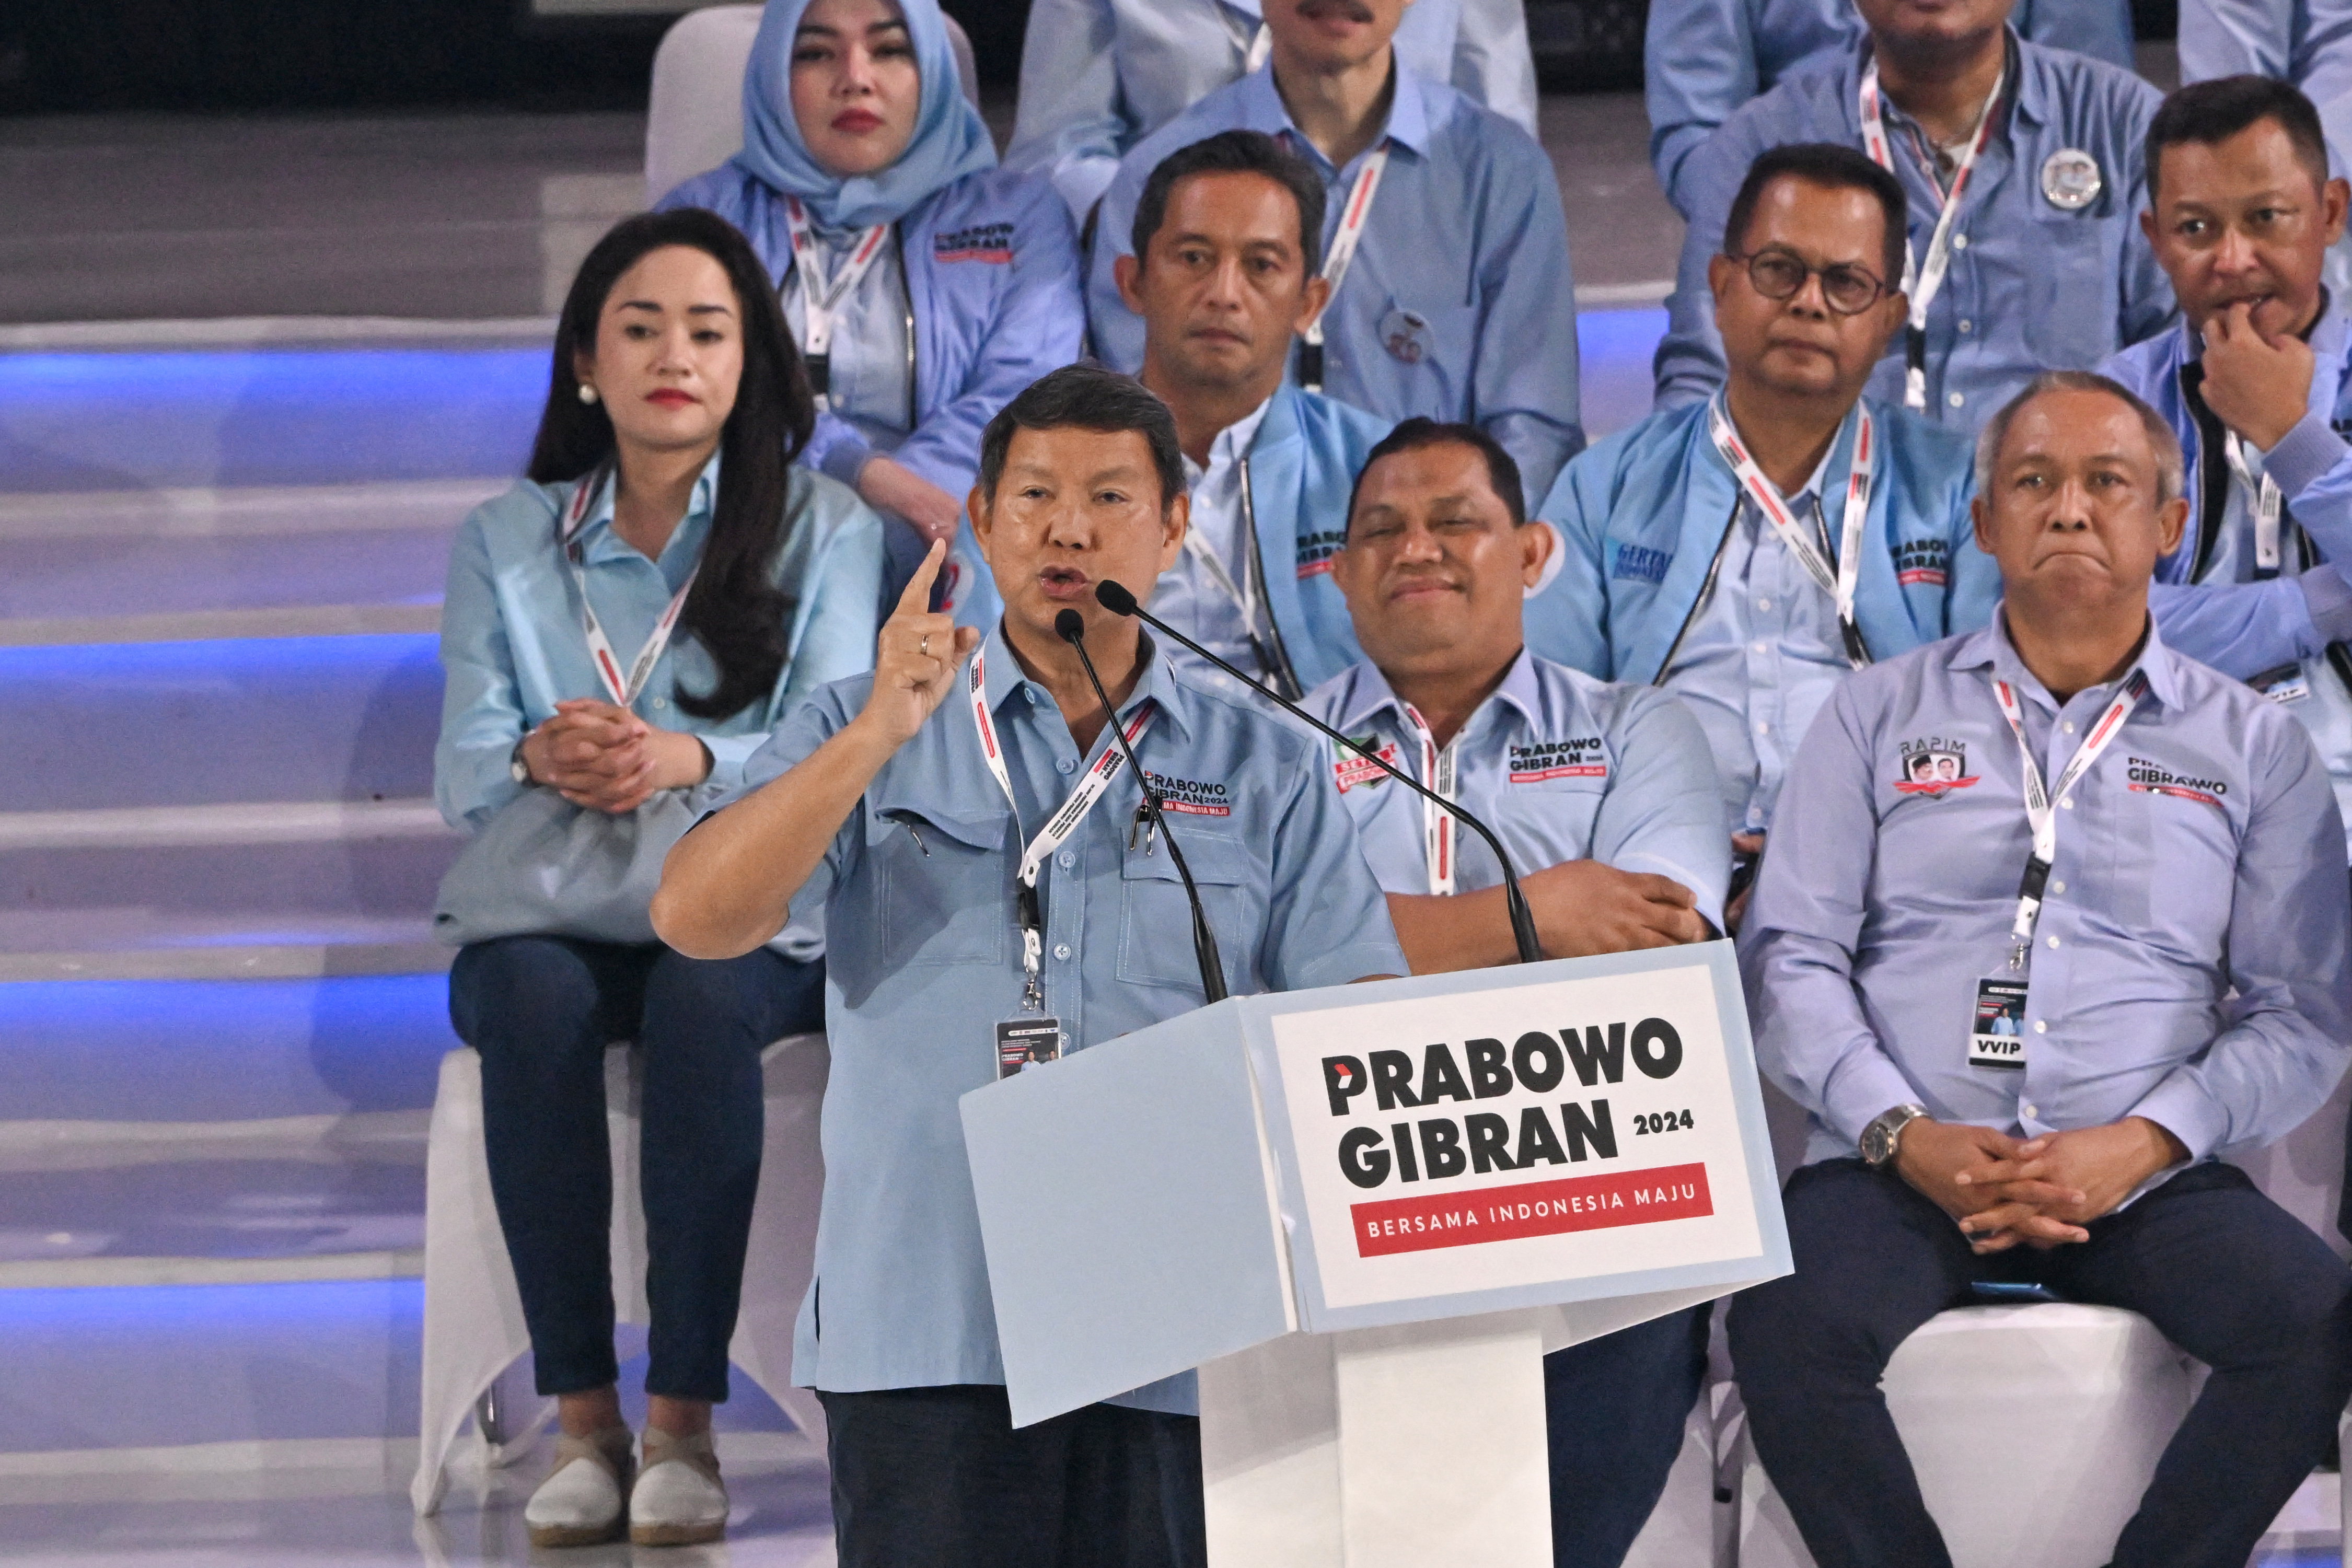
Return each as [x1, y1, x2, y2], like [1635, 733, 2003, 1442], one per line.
[660, 0, 1083, 589]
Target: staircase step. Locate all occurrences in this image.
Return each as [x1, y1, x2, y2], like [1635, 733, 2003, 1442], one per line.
[0, 939, 450, 984]
[0, 835, 458, 939]
[0, 603, 442, 648]
[1, 348, 546, 493]
[0, 634, 441, 811]
[0, 973, 456, 1122]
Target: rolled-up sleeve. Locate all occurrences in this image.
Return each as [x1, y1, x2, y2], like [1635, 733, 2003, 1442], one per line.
[1262, 745, 1412, 988]
[2150, 576, 2328, 679]
[2127, 707, 2352, 1157]
[1592, 688, 1731, 928]
[1002, 0, 1129, 225]
[434, 512, 528, 831]
[1737, 681, 1918, 1146]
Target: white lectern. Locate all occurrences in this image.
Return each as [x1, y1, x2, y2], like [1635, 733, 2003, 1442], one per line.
[961, 942, 1791, 1567]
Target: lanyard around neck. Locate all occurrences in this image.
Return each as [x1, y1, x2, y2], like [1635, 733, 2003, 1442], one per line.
[1297, 143, 1390, 392]
[1989, 665, 2148, 964]
[2221, 433, 2286, 577]
[1394, 702, 1463, 897]
[1859, 59, 2005, 411]
[966, 643, 1160, 1009]
[1707, 397, 1876, 668]
[561, 469, 698, 708]
[783, 196, 892, 411]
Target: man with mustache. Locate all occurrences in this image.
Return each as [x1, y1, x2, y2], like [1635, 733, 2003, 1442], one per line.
[1656, 0, 2171, 433]
[955, 129, 1397, 695]
[1307, 417, 1727, 1568]
[655, 364, 1404, 1568]
[1083, 0, 1584, 502]
[1532, 144, 1997, 926]
[1731, 368, 2352, 1568]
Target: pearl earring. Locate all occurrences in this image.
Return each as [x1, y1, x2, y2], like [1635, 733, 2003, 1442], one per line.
[577, 384, 599, 405]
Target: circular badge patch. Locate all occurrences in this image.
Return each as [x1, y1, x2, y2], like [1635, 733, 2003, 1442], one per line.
[1378, 305, 1433, 365]
[2041, 148, 2103, 211]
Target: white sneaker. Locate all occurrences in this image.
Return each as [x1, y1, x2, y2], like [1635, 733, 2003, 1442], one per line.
[525, 1427, 633, 1549]
[629, 1426, 728, 1547]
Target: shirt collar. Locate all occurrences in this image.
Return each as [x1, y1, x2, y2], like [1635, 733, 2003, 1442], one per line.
[574, 450, 722, 568]
[1860, 28, 2027, 143]
[1237, 53, 1433, 163]
[1948, 602, 2183, 713]
[977, 620, 1196, 744]
[1331, 647, 1542, 739]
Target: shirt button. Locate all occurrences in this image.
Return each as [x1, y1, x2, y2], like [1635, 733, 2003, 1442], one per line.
[1752, 640, 1768, 653]
[1057, 757, 1077, 775]
[1953, 233, 1969, 250]
[1755, 720, 1771, 735]
[2033, 1020, 2048, 1034]
[651, 696, 668, 710]
[2060, 797, 2074, 809]
[2062, 721, 2076, 733]
[2050, 879, 2066, 895]
[1756, 597, 1773, 611]
[1948, 391, 1966, 409]
[1057, 851, 1075, 868]
[2023, 1103, 2038, 1119]
[1958, 319, 1973, 334]
[2047, 935, 2060, 948]
[1053, 943, 1072, 960]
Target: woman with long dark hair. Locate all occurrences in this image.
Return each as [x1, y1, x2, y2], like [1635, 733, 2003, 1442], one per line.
[657, 0, 1081, 603]
[431, 207, 882, 1550]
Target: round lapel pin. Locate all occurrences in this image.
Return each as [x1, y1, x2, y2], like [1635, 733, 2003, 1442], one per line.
[2041, 148, 2103, 211]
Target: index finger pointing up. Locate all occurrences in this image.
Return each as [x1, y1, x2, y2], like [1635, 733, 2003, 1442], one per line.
[894, 538, 946, 619]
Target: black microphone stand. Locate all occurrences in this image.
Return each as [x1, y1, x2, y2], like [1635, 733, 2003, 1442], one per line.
[1092, 580, 1545, 965]
[1055, 609, 1229, 1004]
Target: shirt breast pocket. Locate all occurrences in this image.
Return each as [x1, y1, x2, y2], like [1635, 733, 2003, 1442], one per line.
[871, 804, 1009, 968]
[1372, 296, 1478, 412]
[1117, 831, 1262, 992]
[2023, 211, 2116, 371]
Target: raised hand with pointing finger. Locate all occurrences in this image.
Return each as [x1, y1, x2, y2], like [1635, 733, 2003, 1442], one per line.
[858, 539, 984, 748]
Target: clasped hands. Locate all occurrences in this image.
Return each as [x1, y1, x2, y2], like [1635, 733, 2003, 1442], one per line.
[519, 698, 711, 814]
[1893, 1116, 2189, 1253]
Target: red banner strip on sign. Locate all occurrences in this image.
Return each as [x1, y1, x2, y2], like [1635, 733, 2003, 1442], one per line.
[1351, 1162, 1713, 1257]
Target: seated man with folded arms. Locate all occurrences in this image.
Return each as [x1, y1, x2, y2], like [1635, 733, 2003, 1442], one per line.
[956, 129, 1394, 697]
[1732, 369, 2352, 1568]
[1305, 417, 1727, 1568]
[1533, 144, 1997, 925]
[653, 363, 1405, 1568]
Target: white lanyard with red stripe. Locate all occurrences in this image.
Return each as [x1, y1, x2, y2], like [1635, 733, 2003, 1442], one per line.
[1297, 143, 1389, 392]
[1708, 396, 1877, 668]
[783, 196, 891, 411]
[1990, 664, 2148, 965]
[967, 644, 1160, 1010]
[1396, 702, 1463, 896]
[2222, 433, 2285, 576]
[561, 469, 697, 707]
[1859, 59, 2005, 411]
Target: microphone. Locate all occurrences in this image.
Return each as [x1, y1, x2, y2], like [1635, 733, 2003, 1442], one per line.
[1092, 580, 1545, 966]
[1055, 608, 1229, 1004]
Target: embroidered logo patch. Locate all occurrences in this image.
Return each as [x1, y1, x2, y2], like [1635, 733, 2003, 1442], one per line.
[2125, 757, 2228, 808]
[1893, 539, 1950, 587]
[1335, 739, 1400, 792]
[932, 222, 1014, 263]
[1508, 737, 1608, 784]
[1611, 542, 1671, 584]
[1893, 738, 1978, 797]
[1143, 770, 1234, 817]
[1297, 527, 1348, 580]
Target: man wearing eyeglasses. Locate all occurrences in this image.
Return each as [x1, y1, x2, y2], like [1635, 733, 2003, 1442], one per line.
[1531, 143, 1997, 925]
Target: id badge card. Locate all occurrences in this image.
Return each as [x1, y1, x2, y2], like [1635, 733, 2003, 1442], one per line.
[996, 1016, 1064, 1079]
[2251, 662, 2311, 705]
[1968, 977, 2028, 1070]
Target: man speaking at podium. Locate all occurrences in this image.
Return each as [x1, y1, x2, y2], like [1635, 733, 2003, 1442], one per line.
[654, 363, 1405, 1568]
[1302, 418, 1728, 1568]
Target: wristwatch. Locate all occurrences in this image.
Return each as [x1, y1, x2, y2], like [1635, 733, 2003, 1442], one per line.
[1860, 1102, 1929, 1168]
[509, 738, 534, 786]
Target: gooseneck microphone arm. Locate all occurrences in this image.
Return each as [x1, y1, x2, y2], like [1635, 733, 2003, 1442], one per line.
[1055, 609, 1229, 1005]
[1092, 580, 1545, 966]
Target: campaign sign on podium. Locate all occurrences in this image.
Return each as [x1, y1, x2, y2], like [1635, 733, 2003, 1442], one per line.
[961, 941, 1789, 1566]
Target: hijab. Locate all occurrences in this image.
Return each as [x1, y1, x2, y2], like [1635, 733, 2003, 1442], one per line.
[734, 0, 997, 231]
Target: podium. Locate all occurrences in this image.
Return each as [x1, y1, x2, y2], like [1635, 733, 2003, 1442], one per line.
[961, 942, 1791, 1566]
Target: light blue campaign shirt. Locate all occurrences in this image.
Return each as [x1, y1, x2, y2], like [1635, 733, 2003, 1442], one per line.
[1303, 650, 1730, 931]
[778, 226, 913, 459]
[2181, 0, 2352, 108]
[1741, 613, 2352, 1174]
[2101, 310, 2352, 856]
[1006, 0, 1539, 223]
[1644, 0, 2136, 216]
[740, 623, 1406, 1405]
[1087, 62, 1585, 502]
[1655, 29, 2173, 432]
[434, 457, 885, 832]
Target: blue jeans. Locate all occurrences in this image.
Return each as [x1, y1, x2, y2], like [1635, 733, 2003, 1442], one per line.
[1730, 1158, 2352, 1568]
[448, 935, 824, 1401]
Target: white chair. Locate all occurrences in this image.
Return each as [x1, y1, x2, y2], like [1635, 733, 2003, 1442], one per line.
[644, 3, 982, 206]
[1729, 1068, 2352, 1566]
[411, 1033, 831, 1516]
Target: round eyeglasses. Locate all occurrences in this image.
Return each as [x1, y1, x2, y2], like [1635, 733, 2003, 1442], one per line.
[1727, 250, 1891, 316]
